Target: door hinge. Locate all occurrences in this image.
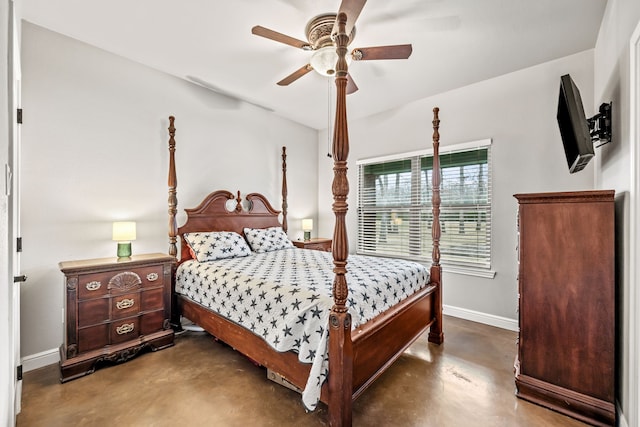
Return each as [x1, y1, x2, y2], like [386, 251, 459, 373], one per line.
[16, 237, 22, 252]
[13, 275, 27, 283]
[16, 365, 22, 381]
[17, 108, 22, 124]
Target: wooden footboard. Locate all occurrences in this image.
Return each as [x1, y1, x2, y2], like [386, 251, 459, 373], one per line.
[351, 285, 436, 398]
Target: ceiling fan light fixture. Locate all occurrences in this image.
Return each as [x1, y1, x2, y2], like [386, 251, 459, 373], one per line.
[310, 46, 351, 77]
[310, 46, 338, 76]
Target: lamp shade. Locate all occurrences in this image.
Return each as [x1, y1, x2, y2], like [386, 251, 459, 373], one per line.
[302, 219, 313, 231]
[112, 221, 136, 242]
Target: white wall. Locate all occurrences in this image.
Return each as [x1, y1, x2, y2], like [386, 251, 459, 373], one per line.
[317, 50, 596, 323]
[593, 1, 640, 425]
[20, 22, 318, 360]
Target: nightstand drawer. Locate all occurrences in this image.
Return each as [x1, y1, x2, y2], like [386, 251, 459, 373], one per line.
[111, 317, 140, 344]
[78, 298, 109, 327]
[78, 272, 112, 299]
[305, 243, 331, 251]
[138, 265, 165, 288]
[78, 324, 109, 353]
[111, 292, 141, 320]
[141, 288, 164, 312]
[141, 310, 165, 335]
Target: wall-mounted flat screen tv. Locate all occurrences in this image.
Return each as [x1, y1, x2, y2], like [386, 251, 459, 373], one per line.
[557, 74, 594, 173]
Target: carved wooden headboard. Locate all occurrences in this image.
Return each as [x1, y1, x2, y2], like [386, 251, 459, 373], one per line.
[174, 190, 282, 264]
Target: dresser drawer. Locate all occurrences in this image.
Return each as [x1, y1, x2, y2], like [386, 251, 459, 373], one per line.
[140, 311, 165, 335]
[78, 324, 109, 353]
[111, 317, 140, 344]
[138, 265, 164, 288]
[141, 288, 164, 312]
[111, 292, 141, 320]
[305, 242, 331, 251]
[78, 298, 109, 328]
[78, 271, 112, 299]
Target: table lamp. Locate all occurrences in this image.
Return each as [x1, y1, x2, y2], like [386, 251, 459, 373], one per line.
[112, 221, 136, 259]
[302, 218, 313, 241]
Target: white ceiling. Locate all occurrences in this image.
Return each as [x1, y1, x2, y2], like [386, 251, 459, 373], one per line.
[20, 0, 607, 130]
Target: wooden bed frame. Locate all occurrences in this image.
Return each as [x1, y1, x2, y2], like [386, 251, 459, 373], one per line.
[166, 14, 443, 427]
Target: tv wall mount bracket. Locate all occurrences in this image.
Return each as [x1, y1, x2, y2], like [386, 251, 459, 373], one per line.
[588, 102, 612, 147]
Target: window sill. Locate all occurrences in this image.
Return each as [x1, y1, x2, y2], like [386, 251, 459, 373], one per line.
[357, 251, 496, 279]
[442, 264, 496, 279]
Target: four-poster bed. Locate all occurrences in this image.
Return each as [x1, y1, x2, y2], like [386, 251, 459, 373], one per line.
[166, 14, 443, 427]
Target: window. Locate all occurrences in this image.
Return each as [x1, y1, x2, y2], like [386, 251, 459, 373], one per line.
[357, 140, 492, 271]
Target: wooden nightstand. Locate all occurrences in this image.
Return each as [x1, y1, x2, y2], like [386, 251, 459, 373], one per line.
[292, 238, 332, 252]
[59, 253, 175, 382]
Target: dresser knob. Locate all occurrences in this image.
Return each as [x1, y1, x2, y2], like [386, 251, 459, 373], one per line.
[146, 272, 159, 282]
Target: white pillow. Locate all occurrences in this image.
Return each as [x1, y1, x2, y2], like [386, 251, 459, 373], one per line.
[243, 226, 294, 253]
[183, 231, 252, 262]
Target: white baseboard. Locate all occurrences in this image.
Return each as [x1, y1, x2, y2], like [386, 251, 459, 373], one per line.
[20, 308, 514, 370]
[22, 348, 60, 373]
[619, 414, 629, 427]
[444, 304, 519, 332]
[617, 401, 629, 427]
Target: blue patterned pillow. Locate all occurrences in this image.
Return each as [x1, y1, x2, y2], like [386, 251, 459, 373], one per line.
[183, 231, 252, 262]
[243, 226, 294, 253]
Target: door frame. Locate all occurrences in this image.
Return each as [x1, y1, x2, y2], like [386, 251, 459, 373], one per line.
[628, 17, 640, 427]
[0, 0, 12, 421]
[6, 0, 22, 421]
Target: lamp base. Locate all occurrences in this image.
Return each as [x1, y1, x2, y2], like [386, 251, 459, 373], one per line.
[304, 231, 311, 241]
[117, 242, 132, 259]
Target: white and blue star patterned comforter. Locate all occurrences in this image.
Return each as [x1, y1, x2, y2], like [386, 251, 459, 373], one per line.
[175, 247, 430, 410]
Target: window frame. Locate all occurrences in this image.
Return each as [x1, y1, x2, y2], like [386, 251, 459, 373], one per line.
[356, 139, 495, 278]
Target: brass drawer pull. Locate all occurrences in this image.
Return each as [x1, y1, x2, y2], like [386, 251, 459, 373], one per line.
[86, 281, 101, 291]
[116, 323, 135, 335]
[146, 272, 159, 282]
[116, 298, 135, 310]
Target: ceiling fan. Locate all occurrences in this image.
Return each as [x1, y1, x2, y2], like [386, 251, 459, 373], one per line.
[251, 0, 412, 94]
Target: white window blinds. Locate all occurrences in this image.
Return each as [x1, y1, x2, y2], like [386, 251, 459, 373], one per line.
[357, 141, 492, 269]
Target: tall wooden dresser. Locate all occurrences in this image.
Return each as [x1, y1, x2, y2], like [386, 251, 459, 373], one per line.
[59, 253, 175, 382]
[513, 190, 615, 426]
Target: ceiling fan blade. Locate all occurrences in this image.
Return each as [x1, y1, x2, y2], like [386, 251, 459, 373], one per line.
[351, 44, 413, 61]
[346, 74, 359, 94]
[251, 26, 311, 50]
[333, 0, 367, 36]
[277, 64, 313, 86]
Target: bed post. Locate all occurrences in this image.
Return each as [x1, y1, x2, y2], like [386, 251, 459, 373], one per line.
[168, 116, 178, 259]
[281, 146, 288, 233]
[328, 12, 353, 427]
[428, 108, 444, 344]
[167, 116, 182, 331]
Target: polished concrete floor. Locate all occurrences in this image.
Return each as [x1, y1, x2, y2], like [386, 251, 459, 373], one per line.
[17, 316, 588, 426]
